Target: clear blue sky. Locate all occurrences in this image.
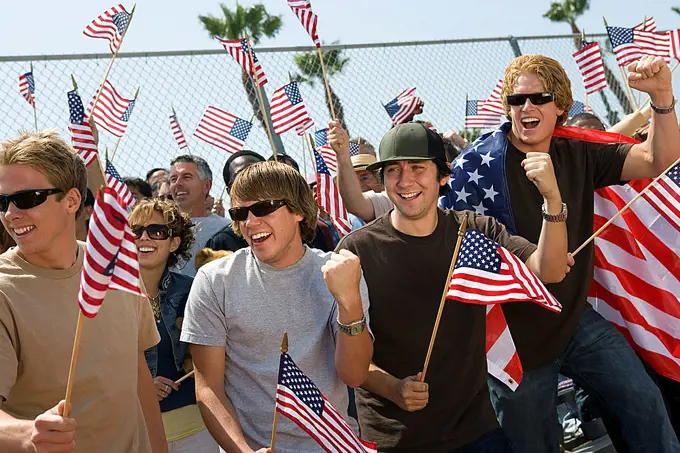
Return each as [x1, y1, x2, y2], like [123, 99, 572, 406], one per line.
[2, 0, 680, 55]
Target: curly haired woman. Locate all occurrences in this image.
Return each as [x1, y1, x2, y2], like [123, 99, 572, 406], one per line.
[129, 198, 218, 452]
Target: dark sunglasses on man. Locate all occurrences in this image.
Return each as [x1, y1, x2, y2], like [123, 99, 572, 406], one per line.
[506, 92, 555, 107]
[0, 188, 63, 212]
[131, 224, 173, 240]
[228, 199, 287, 222]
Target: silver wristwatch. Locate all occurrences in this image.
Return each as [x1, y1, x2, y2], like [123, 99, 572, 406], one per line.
[337, 315, 366, 336]
[541, 202, 568, 223]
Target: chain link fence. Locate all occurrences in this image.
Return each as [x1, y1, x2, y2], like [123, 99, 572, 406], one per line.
[0, 33, 670, 196]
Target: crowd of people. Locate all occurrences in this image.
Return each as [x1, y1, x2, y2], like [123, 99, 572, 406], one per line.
[0, 53, 678, 453]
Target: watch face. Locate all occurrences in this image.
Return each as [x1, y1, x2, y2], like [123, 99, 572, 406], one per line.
[350, 324, 364, 335]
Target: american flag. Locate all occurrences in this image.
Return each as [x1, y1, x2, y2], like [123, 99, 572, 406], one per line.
[607, 26, 670, 67]
[634, 30, 671, 64]
[287, 0, 320, 48]
[78, 187, 143, 318]
[670, 29, 680, 61]
[194, 106, 252, 153]
[485, 304, 523, 390]
[67, 90, 98, 167]
[480, 80, 505, 115]
[349, 142, 360, 156]
[634, 17, 657, 32]
[573, 41, 608, 95]
[88, 81, 135, 137]
[105, 159, 135, 209]
[169, 112, 188, 150]
[568, 101, 593, 118]
[295, 118, 315, 136]
[18, 72, 35, 107]
[276, 352, 377, 452]
[314, 150, 351, 236]
[384, 87, 421, 126]
[83, 4, 131, 55]
[215, 37, 268, 87]
[270, 82, 314, 135]
[314, 129, 337, 172]
[447, 229, 562, 312]
[465, 100, 502, 129]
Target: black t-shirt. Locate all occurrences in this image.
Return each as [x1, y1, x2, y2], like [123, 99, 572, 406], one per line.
[502, 137, 630, 369]
[338, 209, 537, 452]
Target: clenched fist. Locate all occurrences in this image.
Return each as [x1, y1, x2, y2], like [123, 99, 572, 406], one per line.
[391, 373, 429, 412]
[321, 249, 362, 312]
[628, 56, 673, 103]
[31, 400, 77, 453]
[521, 152, 561, 202]
[327, 120, 351, 159]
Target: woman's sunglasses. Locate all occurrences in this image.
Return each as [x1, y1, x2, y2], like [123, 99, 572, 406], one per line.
[228, 199, 287, 222]
[0, 188, 63, 212]
[131, 224, 172, 240]
[506, 92, 555, 107]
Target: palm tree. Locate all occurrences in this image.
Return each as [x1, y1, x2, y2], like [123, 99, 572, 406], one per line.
[292, 45, 350, 134]
[544, 0, 631, 125]
[199, 4, 285, 154]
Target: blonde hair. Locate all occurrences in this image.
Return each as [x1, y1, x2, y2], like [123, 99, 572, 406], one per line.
[128, 198, 195, 268]
[0, 129, 88, 216]
[230, 161, 318, 243]
[502, 55, 573, 126]
[195, 248, 232, 270]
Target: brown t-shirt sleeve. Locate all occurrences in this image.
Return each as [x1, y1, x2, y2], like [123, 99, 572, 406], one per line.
[0, 295, 18, 400]
[137, 294, 160, 352]
[467, 211, 537, 262]
[588, 141, 632, 189]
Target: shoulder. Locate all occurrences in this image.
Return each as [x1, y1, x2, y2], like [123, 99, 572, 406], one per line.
[337, 215, 389, 251]
[305, 246, 334, 262]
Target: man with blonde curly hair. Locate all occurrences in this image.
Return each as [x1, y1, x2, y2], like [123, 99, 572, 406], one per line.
[441, 54, 680, 452]
[180, 161, 373, 453]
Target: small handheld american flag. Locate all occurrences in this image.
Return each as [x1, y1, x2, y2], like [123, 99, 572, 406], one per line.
[216, 37, 268, 87]
[568, 101, 593, 119]
[194, 106, 252, 153]
[314, 150, 352, 236]
[465, 100, 502, 129]
[18, 72, 35, 107]
[276, 351, 377, 452]
[78, 187, 143, 317]
[169, 111, 188, 150]
[479, 80, 505, 115]
[295, 118, 315, 136]
[68, 90, 98, 166]
[314, 129, 337, 172]
[383, 87, 421, 126]
[270, 82, 314, 135]
[573, 41, 607, 95]
[105, 159, 136, 209]
[287, 0, 320, 48]
[83, 4, 131, 54]
[88, 81, 136, 137]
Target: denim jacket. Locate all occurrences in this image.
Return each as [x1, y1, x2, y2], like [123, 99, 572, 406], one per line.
[144, 267, 194, 377]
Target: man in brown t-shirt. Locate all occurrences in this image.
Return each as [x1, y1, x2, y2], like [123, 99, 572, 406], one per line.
[442, 55, 680, 452]
[332, 121, 569, 452]
[0, 131, 167, 453]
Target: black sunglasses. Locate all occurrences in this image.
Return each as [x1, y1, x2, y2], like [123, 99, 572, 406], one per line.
[0, 188, 63, 212]
[228, 199, 287, 221]
[506, 92, 555, 107]
[131, 224, 173, 240]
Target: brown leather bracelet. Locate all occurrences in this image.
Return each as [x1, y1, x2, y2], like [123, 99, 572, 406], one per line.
[650, 96, 675, 114]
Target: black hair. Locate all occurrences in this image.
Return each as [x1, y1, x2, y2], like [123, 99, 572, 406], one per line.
[565, 113, 605, 130]
[123, 177, 153, 198]
[223, 150, 266, 190]
[84, 188, 95, 207]
[377, 158, 450, 196]
[145, 167, 167, 182]
[269, 153, 300, 172]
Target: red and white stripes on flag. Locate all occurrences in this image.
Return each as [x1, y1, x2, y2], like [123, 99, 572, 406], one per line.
[314, 150, 351, 236]
[78, 187, 143, 318]
[88, 80, 135, 137]
[287, 0, 320, 48]
[573, 42, 608, 95]
[67, 90, 98, 167]
[169, 113, 188, 150]
[669, 29, 680, 61]
[480, 80, 505, 115]
[314, 129, 337, 172]
[384, 87, 421, 126]
[634, 17, 657, 32]
[83, 4, 131, 54]
[589, 166, 680, 381]
[105, 159, 136, 210]
[18, 72, 35, 107]
[215, 37, 268, 87]
[485, 305, 523, 390]
[634, 30, 671, 64]
[270, 82, 314, 134]
[296, 118, 315, 136]
[194, 106, 253, 153]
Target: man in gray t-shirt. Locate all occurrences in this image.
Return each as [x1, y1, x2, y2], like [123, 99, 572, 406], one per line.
[181, 161, 373, 453]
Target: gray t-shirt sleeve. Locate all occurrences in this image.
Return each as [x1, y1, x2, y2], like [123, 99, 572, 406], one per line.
[329, 272, 372, 340]
[180, 268, 228, 346]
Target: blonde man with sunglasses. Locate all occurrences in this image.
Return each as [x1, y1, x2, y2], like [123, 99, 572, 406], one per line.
[180, 161, 373, 453]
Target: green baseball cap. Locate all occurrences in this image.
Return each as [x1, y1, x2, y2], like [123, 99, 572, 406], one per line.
[366, 123, 446, 172]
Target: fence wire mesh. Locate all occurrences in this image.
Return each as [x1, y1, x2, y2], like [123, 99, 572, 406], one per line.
[0, 33, 670, 196]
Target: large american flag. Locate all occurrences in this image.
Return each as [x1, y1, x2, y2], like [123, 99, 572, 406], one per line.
[105, 159, 136, 209]
[169, 112, 188, 150]
[78, 187, 143, 318]
[215, 37, 268, 87]
[18, 72, 35, 107]
[314, 129, 337, 172]
[485, 304, 523, 390]
[287, 0, 320, 48]
[88, 80, 135, 137]
[573, 41, 608, 95]
[314, 150, 351, 236]
[194, 106, 252, 153]
[384, 87, 421, 126]
[83, 4, 131, 54]
[465, 100, 502, 129]
[67, 90, 98, 167]
[270, 82, 314, 135]
[276, 352, 377, 452]
[447, 229, 562, 312]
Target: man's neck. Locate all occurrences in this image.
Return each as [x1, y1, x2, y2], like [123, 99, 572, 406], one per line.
[184, 204, 209, 219]
[18, 235, 79, 270]
[391, 208, 439, 237]
[266, 240, 306, 269]
[141, 265, 165, 297]
[508, 131, 551, 154]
